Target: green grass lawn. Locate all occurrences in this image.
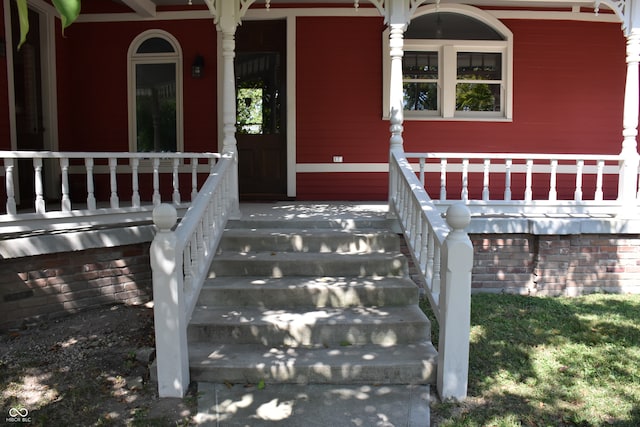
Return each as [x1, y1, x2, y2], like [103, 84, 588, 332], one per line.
[423, 293, 640, 427]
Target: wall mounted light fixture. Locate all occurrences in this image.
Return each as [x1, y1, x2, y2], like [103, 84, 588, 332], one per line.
[191, 54, 204, 78]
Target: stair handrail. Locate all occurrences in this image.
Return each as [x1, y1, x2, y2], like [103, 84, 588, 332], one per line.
[389, 149, 473, 401]
[150, 152, 238, 398]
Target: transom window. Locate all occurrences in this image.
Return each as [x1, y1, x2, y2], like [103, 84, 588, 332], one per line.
[128, 31, 184, 152]
[384, 5, 513, 121]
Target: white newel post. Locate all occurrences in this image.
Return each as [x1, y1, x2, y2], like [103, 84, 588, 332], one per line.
[618, 25, 640, 216]
[437, 203, 473, 401]
[150, 203, 189, 398]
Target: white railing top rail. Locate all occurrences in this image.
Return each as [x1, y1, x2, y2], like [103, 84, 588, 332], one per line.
[0, 150, 221, 160]
[390, 150, 451, 318]
[405, 152, 622, 161]
[174, 154, 234, 319]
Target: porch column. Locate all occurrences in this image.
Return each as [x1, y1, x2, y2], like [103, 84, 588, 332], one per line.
[618, 4, 640, 216]
[388, 23, 405, 153]
[214, 1, 252, 219]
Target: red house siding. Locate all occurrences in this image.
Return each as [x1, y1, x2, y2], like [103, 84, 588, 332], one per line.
[297, 18, 627, 200]
[296, 16, 390, 200]
[57, 20, 218, 153]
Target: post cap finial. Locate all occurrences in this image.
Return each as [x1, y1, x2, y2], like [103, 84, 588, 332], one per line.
[446, 203, 471, 230]
[153, 203, 177, 231]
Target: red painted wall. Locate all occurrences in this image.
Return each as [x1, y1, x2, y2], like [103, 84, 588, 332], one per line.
[296, 17, 389, 200]
[56, 19, 218, 153]
[296, 17, 627, 200]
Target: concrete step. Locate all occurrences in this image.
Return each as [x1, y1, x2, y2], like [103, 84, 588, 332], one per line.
[195, 383, 430, 426]
[218, 228, 401, 253]
[226, 217, 400, 231]
[189, 341, 437, 385]
[209, 251, 409, 278]
[188, 305, 430, 347]
[197, 276, 419, 308]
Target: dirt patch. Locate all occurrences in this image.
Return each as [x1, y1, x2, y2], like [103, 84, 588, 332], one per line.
[0, 304, 196, 426]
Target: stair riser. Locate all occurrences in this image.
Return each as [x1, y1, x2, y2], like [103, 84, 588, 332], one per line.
[197, 286, 418, 308]
[188, 322, 430, 347]
[218, 233, 400, 254]
[190, 364, 435, 385]
[210, 257, 409, 278]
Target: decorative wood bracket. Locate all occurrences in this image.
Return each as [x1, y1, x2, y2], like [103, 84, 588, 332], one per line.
[361, 0, 430, 25]
[595, 0, 630, 34]
[204, 0, 259, 27]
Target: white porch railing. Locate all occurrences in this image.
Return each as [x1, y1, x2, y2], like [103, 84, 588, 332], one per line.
[149, 152, 238, 398]
[405, 152, 634, 216]
[389, 149, 473, 401]
[0, 150, 219, 215]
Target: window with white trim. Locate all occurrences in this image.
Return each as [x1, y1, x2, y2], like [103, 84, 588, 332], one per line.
[128, 31, 184, 152]
[384, 5, 513, 121]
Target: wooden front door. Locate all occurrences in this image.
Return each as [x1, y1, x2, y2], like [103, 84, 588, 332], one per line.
[235, 20, 287, 200]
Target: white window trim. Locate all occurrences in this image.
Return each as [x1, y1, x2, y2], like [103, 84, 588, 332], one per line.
[127, 30, 184, 152]
[382, 4, 513, 122]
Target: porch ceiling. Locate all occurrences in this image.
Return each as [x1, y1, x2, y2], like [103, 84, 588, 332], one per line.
[115, 0, 612, 16]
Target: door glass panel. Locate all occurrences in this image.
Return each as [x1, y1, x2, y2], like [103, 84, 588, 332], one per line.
[135, 63, 177, 152]
[235, 52, 281, 135]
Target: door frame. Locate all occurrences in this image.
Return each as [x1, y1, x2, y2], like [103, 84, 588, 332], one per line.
[217, 14, 297, 198]
[4, 0, 60, 201]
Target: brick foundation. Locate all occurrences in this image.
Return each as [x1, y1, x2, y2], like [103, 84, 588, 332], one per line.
[0, 243, 152, 331]
[471, 234, 640, 295]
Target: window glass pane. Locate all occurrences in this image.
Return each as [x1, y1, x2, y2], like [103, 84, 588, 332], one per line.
[136, 63, 177, 152]
[457, 52, 501, 80]
[404, 82, 438, 111]
[403, 52, 438, 79]
[136, 37, 174, 54]
[406, 13, 504, 40]
[456, 83, 501, 112]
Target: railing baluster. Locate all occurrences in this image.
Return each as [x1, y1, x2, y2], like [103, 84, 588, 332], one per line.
[131, 158, 141, 208]
[574, 159, 584, 201]
[595, 160, 604, 201]
[549, 159, 558, 201]
[4, 158, 17, 215]
[34, 157, 45, 213]
[191, 158, 198, 201]
[426, 231, 435, 291]
[153, 157, 161, 206]
[173, 158, 181, 205]
[85, 158, 96, 210]
[525, 159, 533, 201]
[60, 157, 71, 211]
[109, 157, 120, 208]
[482, 159, 490, 201]
[440, 158, 447, 201]
[504, 159, 512, 201]
[461, 159, 469, 202]
[432, 244, 441, 303]
[419, 157, 425, 186]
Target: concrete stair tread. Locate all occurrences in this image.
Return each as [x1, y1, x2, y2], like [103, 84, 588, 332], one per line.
[209, 251, 409, 278]
[188, 305, 429, 346]
[198, 275, 418, 307]
[190, 304, 428, 327]
[189, 341, 437, 384]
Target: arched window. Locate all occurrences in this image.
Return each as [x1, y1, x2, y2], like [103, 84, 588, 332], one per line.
[128, 31, 183, 152]
[383, 4, 513, 121]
